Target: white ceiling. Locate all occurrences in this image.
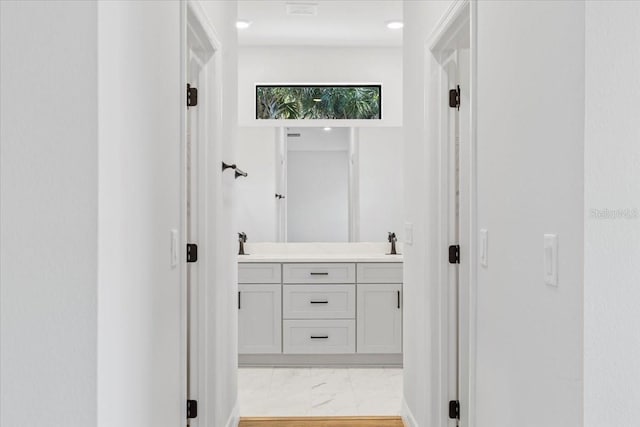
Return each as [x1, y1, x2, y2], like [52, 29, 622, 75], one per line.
[237, 1, 403, 47]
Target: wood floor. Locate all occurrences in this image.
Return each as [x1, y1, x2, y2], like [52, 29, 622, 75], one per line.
[239, 416, 404, 427]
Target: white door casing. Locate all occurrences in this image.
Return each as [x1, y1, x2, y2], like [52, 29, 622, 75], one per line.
[183, 2, 221, 426]
[426, 1, 475, 426]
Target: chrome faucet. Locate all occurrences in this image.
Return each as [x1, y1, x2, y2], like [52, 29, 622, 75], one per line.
[388, 232, 400, 255]
[238, 232, 248, 255]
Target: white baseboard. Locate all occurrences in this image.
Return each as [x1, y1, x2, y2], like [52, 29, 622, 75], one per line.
[224, 401, 240, 427]
[402, 398, 418, 427]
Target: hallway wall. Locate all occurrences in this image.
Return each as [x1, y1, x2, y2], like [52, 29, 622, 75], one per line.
[97, 2, 183, 426]
[98, 1, 239, 427]
[403, 1, 585, 427]
[0, 2, 98, 426]
[584, 2, 640, 425]
[474, 3, 584, 426]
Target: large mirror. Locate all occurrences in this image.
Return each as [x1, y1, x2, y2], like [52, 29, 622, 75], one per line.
[236, 126, 403, 243]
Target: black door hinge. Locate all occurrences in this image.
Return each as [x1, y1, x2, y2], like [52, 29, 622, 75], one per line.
[187, 243, 198, 263]
[449, 85, 460, 110]
[449, 400, 460, 419]
[449, 245, 460, 264]
[187, 84, 198, 107]
[187, 399, 198, 419]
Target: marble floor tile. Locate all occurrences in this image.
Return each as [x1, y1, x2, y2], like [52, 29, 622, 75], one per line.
[238, 367, 403, 417]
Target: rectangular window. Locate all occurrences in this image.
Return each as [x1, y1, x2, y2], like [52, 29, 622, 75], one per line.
[256, 85, 381, 120]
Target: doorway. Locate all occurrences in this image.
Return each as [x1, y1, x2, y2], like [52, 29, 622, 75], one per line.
[236, 125, 404, 417]
[232, 0, 406, 423]
[428, 2, 474, 426]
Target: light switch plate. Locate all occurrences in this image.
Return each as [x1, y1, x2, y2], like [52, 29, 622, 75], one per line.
[543, 234, 558, 286]
[480, 229, 488, 267]
[170, 229, 178, 268]
[404, 222, 413, 245]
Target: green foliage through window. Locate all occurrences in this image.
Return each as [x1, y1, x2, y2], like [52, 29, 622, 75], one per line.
[256, 85, 381, 120]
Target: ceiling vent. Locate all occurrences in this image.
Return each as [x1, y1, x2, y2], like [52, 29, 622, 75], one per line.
[285, 2, 318, 16]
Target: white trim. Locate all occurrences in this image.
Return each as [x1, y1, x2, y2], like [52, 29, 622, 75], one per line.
[467, 3, 479, 426]
[187, 0, 222, 52]
[348, 128, 360, 242]
[183, 2, 222, 427]
[179, 2, 188, 425]
[401, 398, 418, 427]
[423, 1, 476, 427]
[426, 0, 471, 51]
[224, 402, 240, 427]
[249, 119, 389, 128]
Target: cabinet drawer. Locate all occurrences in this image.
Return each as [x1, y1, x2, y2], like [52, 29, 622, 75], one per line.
[283, 320, 355, 354]
[283, 285, 355, 319]
[238, 263, 281, 284]
[357, 263, 403, 284]
[283, 263, 356, 284]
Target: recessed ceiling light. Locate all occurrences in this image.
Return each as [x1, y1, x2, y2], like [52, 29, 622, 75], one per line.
[323, 127, 332, 131]
[236, 20, 252, 30]
[386, 21, 404, 30]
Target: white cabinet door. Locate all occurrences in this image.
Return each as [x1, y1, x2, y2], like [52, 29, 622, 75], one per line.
[357, 283, 402, 354]
[238, 284, 282, 354]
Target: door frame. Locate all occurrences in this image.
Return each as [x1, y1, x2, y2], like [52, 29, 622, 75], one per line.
[425, 1, 477, 426]
[181, 1, 222, 426]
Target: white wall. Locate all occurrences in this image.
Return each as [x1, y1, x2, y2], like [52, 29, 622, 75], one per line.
[358, 127, 404, 242]
[584, 2, 640, 425]
[238, 46, 402, 127]
[0, 2, 98, 426]
[474, 3, 584, 426]
[97, 2, 183, 426]
[236, 127, 277, 242]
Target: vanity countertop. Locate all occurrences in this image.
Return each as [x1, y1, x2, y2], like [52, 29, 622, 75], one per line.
[237, 242, 404, 263]
[238, 253, 403, 263]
